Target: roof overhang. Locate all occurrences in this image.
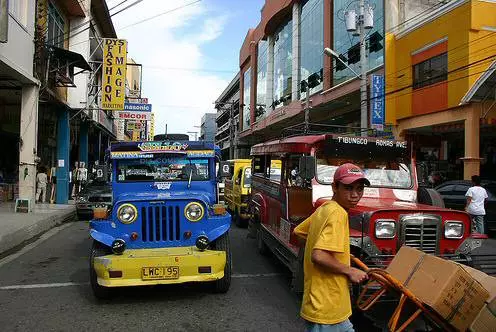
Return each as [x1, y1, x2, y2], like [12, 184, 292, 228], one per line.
[47, 46, 92, 87]
[460, 59, 496, 104]
[91, 0, 117, 38]
[57, 0, 86, 17]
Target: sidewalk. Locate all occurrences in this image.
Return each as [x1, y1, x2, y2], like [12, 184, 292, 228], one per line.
[0, 202, 76, 256]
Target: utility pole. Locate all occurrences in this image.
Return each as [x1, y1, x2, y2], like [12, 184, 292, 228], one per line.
[229, 103, 234, 159]
[359, 0, 368, 137]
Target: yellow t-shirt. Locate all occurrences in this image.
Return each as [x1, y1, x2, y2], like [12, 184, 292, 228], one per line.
[293, 200, 351, 325]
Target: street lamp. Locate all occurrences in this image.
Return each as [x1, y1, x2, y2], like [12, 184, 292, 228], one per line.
[324, 48, 360, 78]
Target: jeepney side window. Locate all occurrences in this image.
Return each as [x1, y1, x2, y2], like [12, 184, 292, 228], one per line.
[268, 159, 281, 182]
[285, 155, 303, 187]
[253, 156, 268, 176]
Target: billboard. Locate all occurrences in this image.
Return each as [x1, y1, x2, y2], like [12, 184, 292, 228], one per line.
[102, 39, 127, 110]
[370, 74, 385, 131]
[124, 102, 152, 112]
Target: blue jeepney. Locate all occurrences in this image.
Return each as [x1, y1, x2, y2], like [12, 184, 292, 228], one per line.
[89, 140, 232, 298]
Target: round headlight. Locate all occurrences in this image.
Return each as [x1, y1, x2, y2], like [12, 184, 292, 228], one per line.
[184, 202, 204, 222]
[117, 204, 137, 224]
[445, 221, 464, 239]
[375, 220, 396, 239]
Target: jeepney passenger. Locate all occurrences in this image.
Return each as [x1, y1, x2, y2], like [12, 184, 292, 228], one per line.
[294, 163, 370, 332]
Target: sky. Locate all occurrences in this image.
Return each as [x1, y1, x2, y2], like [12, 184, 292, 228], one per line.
[108, 0, 265, 138]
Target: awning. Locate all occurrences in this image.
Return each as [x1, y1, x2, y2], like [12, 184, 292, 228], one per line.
[461, 59, 496, 104]
[47, 45, 92, 87]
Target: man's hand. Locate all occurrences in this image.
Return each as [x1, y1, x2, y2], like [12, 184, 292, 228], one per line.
[347, 267, 368, 283]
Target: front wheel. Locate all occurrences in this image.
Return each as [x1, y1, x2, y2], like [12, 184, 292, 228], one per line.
[89, 240, 114, 299]
[212, 232, 231, 293]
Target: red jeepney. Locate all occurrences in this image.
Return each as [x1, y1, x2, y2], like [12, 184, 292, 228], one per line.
[250, 133, 483, 290]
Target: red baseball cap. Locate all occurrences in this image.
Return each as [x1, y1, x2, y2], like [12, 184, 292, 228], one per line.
[333, 163, 370, 186]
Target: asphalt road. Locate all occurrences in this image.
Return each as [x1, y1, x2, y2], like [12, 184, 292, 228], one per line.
[0, 222, 305, 332]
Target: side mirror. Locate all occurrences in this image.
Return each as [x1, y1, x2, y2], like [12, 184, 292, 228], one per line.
[218, 161, 232, 178]
[299, 156, 315, 180]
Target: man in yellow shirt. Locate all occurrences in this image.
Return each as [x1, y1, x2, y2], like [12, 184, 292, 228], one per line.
[294, 163, 369, 332]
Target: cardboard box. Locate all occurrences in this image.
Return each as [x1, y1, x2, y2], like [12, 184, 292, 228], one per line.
[387, 246, 490, 331]
[470, 298, 496, 332]
[463, 265, 496, 302]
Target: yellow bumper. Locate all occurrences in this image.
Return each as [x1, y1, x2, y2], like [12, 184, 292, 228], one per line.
[93, 246, 226, 287]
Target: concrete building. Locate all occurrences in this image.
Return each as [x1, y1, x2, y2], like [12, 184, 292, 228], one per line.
[237, 0, 385, 149]
[385, 0, 496, 180]
[0, 0, 39, 208]
[214, 73, 247, 159]
[199, 113, 217, 142]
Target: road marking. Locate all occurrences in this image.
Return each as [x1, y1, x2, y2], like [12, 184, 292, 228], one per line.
[0, 282, 88, 290]
[0, 223, 74, 268]
[0, 273, 283, 290]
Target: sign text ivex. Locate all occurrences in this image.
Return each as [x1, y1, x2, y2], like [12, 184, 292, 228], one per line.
[102, 39, 127, 110]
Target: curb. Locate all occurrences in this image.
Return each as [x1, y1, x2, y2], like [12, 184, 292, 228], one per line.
[0, 210, 76, 257]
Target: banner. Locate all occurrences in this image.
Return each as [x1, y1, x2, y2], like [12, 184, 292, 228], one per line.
[370, 74, 385, 131]
[117, 111, 152, 121]
[102, 39, 127, 110]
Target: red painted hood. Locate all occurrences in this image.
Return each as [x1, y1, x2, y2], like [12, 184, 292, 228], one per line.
[315, 197, 448, 214]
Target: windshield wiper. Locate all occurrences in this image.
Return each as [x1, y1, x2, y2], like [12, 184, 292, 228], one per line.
[187, 169, 193, 189]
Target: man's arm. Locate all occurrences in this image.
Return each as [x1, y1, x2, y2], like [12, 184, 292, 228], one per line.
[311, 249, 368, 283]
[465, 196, 472, 211]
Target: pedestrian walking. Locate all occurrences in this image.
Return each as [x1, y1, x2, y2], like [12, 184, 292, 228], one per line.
[465, 175, 488, 234]
[36, 166, 48, 203]
[294, 163, 369, 332]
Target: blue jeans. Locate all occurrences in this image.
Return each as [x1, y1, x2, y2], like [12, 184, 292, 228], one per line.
[471, 215, 485, 234]
[305, 319, 354, 332]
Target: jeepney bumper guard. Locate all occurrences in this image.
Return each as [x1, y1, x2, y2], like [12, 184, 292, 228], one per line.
[93, 246, 226, 287]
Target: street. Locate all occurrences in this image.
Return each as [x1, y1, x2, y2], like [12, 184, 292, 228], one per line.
[0, 222, 304, 332]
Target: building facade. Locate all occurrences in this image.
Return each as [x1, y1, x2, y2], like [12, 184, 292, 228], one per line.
[385, 0, 496, 181]
[237, 0, 385, 148]
[0, 0, 39, 207]
[215, 73, 246, 159]
[199, 113, 217, 142]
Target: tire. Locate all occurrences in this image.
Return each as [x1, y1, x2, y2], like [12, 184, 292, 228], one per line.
[256, 227, 269, 256]
[212, 232, 231, 293]
[89, 240, 114, 299]
[234, 210, 248, 228]
[417, 187, 445, 208]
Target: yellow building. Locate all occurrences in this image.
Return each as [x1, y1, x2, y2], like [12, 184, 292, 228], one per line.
[385, 0, 496, 180]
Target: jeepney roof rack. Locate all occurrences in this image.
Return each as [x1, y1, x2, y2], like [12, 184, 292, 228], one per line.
[281, 122, 378, 139]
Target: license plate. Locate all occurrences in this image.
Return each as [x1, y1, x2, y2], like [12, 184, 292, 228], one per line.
[141, 266, 179, 280]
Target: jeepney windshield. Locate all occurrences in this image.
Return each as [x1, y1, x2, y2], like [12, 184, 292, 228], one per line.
[315, 150, 412, 189]
[116, 156, 210, 182]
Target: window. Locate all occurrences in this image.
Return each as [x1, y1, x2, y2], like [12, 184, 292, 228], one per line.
[300, 0, 324, 97]
[333, 0, 384, 86]
[47, 2, 65, 48]
[242, 68, 251, 130]
[413, 53, 447, 89]
[273, 19, 293, 108]
[9, 0, 28, 27]
[256, 40, 268, 122]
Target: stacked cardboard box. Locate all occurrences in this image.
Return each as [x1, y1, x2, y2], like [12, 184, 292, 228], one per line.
[386, 246, 496, 331]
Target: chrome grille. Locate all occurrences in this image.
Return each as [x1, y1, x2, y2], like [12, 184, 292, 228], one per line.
[400, 215, 440, 254]
[141, 205, 181, 242]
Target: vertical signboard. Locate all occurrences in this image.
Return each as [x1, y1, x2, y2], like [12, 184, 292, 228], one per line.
[370, 75, 385, 131]
[102, 39, 127, 110]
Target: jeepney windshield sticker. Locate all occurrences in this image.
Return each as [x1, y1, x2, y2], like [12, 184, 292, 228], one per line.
[116, 157, 210, 182]
[154, 182, 172, 190]
[137, 142, 189, 152]
[111, 152, 154, 159]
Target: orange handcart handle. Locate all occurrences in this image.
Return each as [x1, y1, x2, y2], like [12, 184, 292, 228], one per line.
[350, 255, 456, 332]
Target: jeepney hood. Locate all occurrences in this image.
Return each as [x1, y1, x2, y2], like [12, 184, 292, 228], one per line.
[114, 190, 213, 205]
[315, 196, 447, 213]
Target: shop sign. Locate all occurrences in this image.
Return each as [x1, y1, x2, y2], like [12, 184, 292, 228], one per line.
[370, 74, 385, 131]
[102, 39, 127, 111]
[117, 111, 151, 121]
[124, 102, 152, 112]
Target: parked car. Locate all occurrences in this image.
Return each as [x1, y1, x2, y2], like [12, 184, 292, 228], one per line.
[76, 181, 112, 220]
[435, 180, 496, 233]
